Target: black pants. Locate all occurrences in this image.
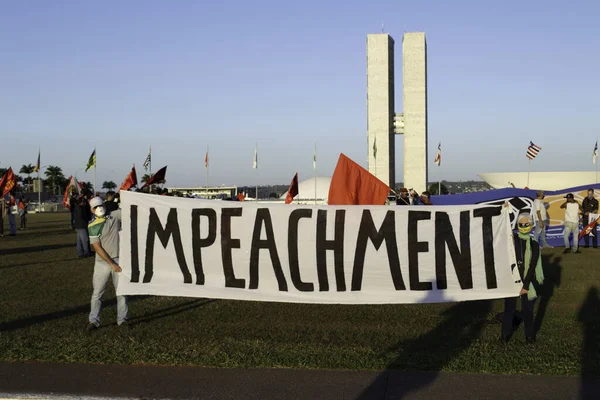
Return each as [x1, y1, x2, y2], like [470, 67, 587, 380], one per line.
[583, 216, 597, 247]
[20, 213, 26, 228]
[502, 294, 536, 338]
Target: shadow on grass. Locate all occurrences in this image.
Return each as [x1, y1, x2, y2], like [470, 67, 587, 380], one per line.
[579, 287, 600, 398]
[1, 258, 84, 270]
[0, 298, 115, 332]
[0, 296, 215, 333]
[0, 243, 74, 256]
[534, 255, 562, 335]
[358, 291, 492, 399]
[128, 298, 215, 326]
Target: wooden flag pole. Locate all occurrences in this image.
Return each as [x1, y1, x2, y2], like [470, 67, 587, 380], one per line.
[527, 159, 531, 188]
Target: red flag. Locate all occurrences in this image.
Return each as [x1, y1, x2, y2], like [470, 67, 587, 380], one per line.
[205, 152, 209, 169]
[0, 168, 10, 191]
[285, 173, 299, 204]
[119, 165, 138, 192]
[62, 176, 78, 209]
[328, 154, 390, 205]
[579, 217, 600, 240]
[141, 165, 167, 189]
[1, 168, 17, 196]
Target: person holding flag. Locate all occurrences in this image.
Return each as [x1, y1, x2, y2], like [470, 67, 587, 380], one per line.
[581, 188, 599, 248]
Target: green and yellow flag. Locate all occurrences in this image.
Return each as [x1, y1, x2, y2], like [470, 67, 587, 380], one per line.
[85, 149, 96, 172]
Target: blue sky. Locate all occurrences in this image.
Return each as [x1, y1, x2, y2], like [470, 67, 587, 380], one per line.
[1, 0, 599, 187]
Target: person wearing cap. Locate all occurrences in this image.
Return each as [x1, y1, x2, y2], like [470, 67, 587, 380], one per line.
[532, 190, 552, 248]
[87, 196, 128, 330]
[581, 188, 599, 248]
[501, 212, 544, 344]
[560, 193, 583, 254]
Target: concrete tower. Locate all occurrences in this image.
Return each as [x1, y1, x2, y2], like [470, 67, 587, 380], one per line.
[402, 32, 428, 193]
[366, 34, 395, 187]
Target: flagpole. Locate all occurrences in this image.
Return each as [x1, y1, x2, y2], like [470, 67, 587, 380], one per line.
[149, 145, 152, 175]
[596, 137, 598, 184]
[374, 137, 377, 179]
[37, 146, 41, 212]
[314, 142, 317, 205]
[206, 145, 209, 197]
[527, 159, 530, 188]
[94, 146, 97, 195]
[255, 144, 258, 202]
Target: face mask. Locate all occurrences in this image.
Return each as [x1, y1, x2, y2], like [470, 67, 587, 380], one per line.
[518, 223, 532, 234]
[589, 194, 594, 199]
[94, 206, 106, 217]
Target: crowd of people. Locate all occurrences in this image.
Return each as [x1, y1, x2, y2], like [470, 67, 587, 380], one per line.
[533, 188, 598, 253]
[394, 188, 432, 205]
[0, 194, 30, 237]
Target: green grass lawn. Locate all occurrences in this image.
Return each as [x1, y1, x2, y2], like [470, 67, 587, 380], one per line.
[0, 212, 598, 376]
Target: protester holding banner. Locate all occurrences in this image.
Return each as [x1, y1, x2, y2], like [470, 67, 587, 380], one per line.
[561, 193, 583, 254]
[87, 196, 128, 330]
[502, 213, 544, 344]
[581, 189, 598, 248]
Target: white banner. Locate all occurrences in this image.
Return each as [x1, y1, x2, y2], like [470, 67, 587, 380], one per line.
[117, 191, 521, 304]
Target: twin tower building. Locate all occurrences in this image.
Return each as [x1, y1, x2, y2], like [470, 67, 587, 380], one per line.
[367, 32, 428, 194]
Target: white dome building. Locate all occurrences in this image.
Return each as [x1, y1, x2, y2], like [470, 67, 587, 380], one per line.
[478, 171, 599, 190]
[279, 176, 331, 205]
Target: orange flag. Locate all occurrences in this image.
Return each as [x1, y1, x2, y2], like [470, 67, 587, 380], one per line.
[579, 216, 600, 240]
[285, 172, 299, 204]
[327, 153, 390, 205]
[119, 165, 138, 192]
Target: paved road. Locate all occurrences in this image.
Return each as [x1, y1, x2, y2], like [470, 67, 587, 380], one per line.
[0, 362, 599, 400]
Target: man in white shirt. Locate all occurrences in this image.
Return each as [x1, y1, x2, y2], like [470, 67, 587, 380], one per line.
[560, 193, 583, 254]
[533, 190, 552, 248]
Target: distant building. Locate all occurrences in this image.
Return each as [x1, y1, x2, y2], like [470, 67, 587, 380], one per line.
[167, 186, 237, 199]
[367, 33, 396, 187]
[479, 172, 599, 190]
[366, 32, 428, 193]
[277, 176, 331, 205]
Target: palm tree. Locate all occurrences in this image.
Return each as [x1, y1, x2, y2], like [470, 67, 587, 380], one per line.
[79, 181, 94, 196]
[141, 174, 152, 183]
[102, 181, 117, 191]
[44, 165, 65, 194]
[20, 164, 35, 192]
